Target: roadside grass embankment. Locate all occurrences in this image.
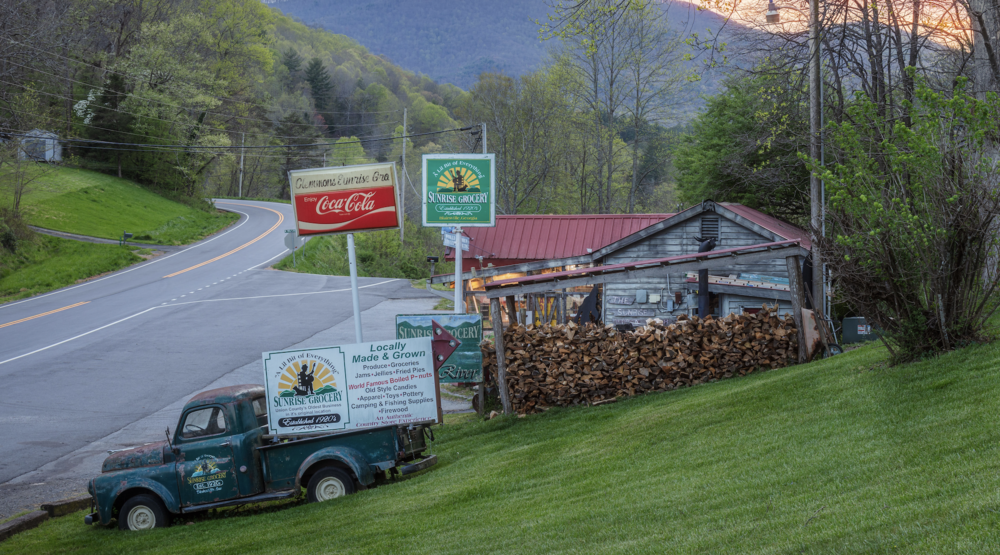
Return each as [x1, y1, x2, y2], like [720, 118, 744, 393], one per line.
[5, 166, 237, 245]
[4, 336, 1000, 553]
[0, 235, 145, 303]
[274, 222, 453, 280]
[0, 166, 239, 303]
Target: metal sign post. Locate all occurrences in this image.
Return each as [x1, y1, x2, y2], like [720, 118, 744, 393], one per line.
[453, 227, 463, 314]
[287, 162, 402, 346]
[347, 233, 363, 343]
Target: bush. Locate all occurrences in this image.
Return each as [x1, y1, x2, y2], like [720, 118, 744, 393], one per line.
[816, 74, 1000, 361]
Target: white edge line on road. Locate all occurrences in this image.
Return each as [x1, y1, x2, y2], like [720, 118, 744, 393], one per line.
[0, 307, 160, 366]
[0, 208, 253, 311]
[246, 248, 292, 271]
[0, 279, 399, 366]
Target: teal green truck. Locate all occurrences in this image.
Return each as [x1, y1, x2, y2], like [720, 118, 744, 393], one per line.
[84, 384, 437, 531]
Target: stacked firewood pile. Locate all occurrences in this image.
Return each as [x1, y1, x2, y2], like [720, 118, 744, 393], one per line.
[481, 307, 797, 414]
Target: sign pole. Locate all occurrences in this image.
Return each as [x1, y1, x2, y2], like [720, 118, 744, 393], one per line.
[347, 233, 364, 343]
[454, 227, 463, 314]
[400, 108, 407, 243]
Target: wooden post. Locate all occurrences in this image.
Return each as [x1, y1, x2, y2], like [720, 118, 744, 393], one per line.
[505, 295, 517, 325]
[489, 297, 513, 414]
[785, 254, 808, 363]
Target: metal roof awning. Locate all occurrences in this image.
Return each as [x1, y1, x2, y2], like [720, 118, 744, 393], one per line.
[484, 240, 808, 299]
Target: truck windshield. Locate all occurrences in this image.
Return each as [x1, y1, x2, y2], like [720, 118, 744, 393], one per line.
[181, 406, 227, 439]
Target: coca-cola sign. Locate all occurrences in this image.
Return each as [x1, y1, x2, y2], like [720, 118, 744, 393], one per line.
[288, 163, 399, 236]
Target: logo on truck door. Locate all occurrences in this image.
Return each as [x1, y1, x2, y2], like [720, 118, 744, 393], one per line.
[187, 455, 228, 494]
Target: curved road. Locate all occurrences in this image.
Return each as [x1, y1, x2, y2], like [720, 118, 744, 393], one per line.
[0, 200, 426, 489]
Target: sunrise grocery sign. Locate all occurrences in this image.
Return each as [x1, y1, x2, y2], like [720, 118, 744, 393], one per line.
[288, 162, 400, 236]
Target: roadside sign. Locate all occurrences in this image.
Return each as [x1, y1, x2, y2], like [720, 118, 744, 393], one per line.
[396, 314, 483, 382]
[262, 338, 439, 436]
[283, 233, 305, 250]
[443, 233, 470, 251]
[422, 154, 496, 227]
[287, 162, 399, 236]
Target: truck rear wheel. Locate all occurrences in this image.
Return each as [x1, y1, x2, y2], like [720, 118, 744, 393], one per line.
[307, 467, 355, 503]
[118, 494, 169, 531]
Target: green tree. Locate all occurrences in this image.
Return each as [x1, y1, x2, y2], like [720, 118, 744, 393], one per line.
[674, 69, 810, 224]
[282, 49, 303, 73]
[275, 113, 324, 199]
[305, 58, 333, 113]
[817, 75, 1000, 361]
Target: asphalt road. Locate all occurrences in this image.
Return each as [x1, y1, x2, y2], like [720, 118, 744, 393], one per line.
[0, 200, 429, 486]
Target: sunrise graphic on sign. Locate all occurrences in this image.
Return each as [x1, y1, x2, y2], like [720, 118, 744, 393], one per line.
[436, 167, 481, 193]
[277, 359, 339, 397]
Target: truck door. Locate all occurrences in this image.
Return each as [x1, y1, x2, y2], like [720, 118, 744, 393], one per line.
[175, 405, 240, 506]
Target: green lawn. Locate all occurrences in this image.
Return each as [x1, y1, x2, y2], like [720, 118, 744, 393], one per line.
[0, 235, 144, 303]
[4, 167, 236, 245]
[4, 339, 1000, 553]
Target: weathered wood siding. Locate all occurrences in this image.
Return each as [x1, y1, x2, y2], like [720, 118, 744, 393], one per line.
[600, 213, 796, 322]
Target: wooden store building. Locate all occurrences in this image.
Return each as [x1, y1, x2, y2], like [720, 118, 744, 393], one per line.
[432, 200, 812, 329]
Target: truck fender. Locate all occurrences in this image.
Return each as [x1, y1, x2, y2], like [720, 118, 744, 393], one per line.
[102, 478, 180, 525]
[296, 446, 374, 489]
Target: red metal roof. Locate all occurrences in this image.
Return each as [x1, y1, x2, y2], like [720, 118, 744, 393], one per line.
[485, 240, 803, 290]
[446, 214, 671, 261]
[721, 204, 811, 250]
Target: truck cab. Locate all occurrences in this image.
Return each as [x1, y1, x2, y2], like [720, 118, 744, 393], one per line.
[86, 384, 435, 530]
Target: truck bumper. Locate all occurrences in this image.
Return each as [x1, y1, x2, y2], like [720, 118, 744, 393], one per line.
[84, 512, 98, 525]
[399, 454, 437, 476]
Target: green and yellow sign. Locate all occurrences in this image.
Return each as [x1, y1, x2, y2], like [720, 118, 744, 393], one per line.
[422, 154, 495, 227]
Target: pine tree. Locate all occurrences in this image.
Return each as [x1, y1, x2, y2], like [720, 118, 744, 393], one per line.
[87, 73, 135, 178]
[281, 49, 303, 73]
[304, 58, 333, 113]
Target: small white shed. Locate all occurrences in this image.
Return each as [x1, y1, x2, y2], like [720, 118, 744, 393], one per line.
[19, 129, 62, 162]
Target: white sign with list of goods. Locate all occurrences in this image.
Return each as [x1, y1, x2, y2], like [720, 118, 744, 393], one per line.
[262, 337, 439, 435]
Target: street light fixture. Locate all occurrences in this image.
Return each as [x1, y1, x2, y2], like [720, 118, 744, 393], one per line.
[766, 1, 781, 23]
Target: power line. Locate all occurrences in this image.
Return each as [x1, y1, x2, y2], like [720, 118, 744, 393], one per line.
[5, 59, 401, 139]
[7, 39, 404, 115]
[5, 125, 476, 153]
[1, 79, 400, 142]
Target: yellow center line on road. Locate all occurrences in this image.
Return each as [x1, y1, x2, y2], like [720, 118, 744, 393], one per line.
[0, 301, 90, 329]
[163, 202, 285, 278]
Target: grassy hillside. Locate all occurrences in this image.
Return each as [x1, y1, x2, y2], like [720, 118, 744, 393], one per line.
[0, 235, 145, 303]
[4, 336, 1000, 553]
[5, 167, 237, 245]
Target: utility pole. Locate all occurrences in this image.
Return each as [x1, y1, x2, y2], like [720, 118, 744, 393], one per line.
[808, 0, 824, 314]
[481, 122, 486, 154]
[401, 108, 407, 242]
[238, 132, 245, 198]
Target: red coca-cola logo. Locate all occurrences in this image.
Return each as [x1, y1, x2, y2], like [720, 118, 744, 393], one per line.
[315, 192, 377, 215]
[295, 186, 398, 235]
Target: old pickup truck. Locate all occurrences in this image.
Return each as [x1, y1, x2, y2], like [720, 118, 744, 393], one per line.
[84, 384, 437, 530]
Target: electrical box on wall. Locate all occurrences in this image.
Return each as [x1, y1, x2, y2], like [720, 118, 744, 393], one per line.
[636, 290, 648, 303]
[649, 294, 661, 304]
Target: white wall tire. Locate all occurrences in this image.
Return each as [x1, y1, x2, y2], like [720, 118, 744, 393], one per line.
[118, 494, 169, 531]
[306, 467, 356, 503]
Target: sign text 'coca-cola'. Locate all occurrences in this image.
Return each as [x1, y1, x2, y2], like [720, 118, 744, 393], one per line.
[288, 162, 400, 236]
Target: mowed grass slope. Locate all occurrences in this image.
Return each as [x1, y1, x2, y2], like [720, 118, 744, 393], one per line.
[0, 235, 144, 302]
[4, 340, 1000, 554]
[6, 166, 236, 244]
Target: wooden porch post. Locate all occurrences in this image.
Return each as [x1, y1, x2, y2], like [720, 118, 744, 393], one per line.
[505, 295, 518, 324]
[490, 297, 513, 414]
[785, 254, 808, 363]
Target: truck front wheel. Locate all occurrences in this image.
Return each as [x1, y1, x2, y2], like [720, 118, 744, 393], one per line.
[307, 467, 355, 503]
[118, 494, 170, 531]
